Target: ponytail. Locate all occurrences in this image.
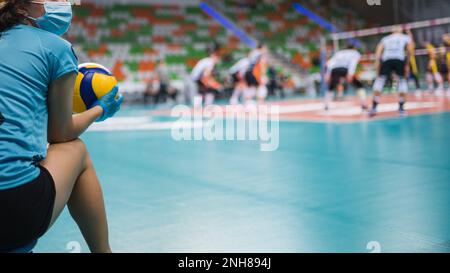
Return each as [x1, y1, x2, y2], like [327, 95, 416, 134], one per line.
[0, 0, 30, 32]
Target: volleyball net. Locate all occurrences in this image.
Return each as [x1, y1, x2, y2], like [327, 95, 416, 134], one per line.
[319, 16, 450, 90]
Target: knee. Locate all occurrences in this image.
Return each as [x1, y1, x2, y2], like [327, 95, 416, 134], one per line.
[75, 139, 93, 166]
[70, 138, 87, 153]
[66, 138, 90, 164]
[373, 76, 386, 91]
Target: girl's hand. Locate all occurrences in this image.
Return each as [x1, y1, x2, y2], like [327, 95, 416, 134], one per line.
[92, 86, 123, 122]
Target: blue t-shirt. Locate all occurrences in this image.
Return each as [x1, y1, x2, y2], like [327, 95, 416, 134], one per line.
[0, 24, 78, 190]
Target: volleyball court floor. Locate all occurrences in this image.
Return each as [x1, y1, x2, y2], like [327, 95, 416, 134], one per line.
[36, 93, 450, 253]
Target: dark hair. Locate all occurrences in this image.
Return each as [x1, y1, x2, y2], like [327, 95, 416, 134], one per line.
[207, 42, 221, 56]
[346, 43, 356, 50]
[0, 0, 30, 32]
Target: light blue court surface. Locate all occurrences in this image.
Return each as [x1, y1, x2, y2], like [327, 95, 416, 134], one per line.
[35, 110, 450, 253]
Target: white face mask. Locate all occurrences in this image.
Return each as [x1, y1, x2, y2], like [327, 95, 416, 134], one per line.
[27, 1, 73, 36]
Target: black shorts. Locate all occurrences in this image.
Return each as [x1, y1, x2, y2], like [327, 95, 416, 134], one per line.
[380, 59, 406, 77]
[438, 63, 449, 75]
[231, 72, 241, 84]
[196, 80, 217, 95]
[329, 67, 348, 90]
[329, 67, 363, 91]
[245, 70, 259, 87]
[0, 165, 56, 252]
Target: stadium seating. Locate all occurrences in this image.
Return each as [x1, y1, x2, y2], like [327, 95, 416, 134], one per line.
[67, 0, 371, 91]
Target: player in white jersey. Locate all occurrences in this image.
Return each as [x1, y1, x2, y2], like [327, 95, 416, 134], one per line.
[229, 57, 250, 105]
[190, 44, 222, 107]
[370, 27, 414, 117]
[245, 43, 269, 104]
[324, 44, 367, 111]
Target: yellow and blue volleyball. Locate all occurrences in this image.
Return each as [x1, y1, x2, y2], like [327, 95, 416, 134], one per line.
[73, 63, 118, 113]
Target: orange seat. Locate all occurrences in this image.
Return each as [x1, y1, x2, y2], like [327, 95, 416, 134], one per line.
[144, 48, 159, 56]
[138, 60, 155, 72]
[112, 61, 126, 82]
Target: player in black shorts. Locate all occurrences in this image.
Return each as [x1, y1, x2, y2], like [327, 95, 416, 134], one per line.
[370, 27, 414, 117]
[190, 43, 222, 106]
[325, 44, 367, 111]
[228, 57, 250, 105]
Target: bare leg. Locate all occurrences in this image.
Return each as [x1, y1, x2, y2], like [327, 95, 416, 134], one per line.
[257, 85, 268, 104]
[435, 72, 444, 95]
[324, 91, 333, 111]
[426, 72, 434, 93]
[244, 87, 256, 105]
[370, 75, 386, 117]
[40, 139, 111, 253]
[398, 78, 408, 114]
[356, 88, 368, 110]
[337, 83, 344, 100]
[447, 73, 450, 96]
[230, 86, 243, 105]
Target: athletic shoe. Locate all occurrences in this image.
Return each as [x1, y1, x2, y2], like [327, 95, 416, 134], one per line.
[368, 108, 377, 118]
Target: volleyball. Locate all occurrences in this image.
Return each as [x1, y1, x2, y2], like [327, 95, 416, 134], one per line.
[73, 63, 118, 113]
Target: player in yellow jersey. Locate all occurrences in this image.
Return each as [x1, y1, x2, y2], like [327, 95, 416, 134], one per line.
[406, 30, 421, 97]
[441, 34, 450, 96]
[425, 42, 444, 95]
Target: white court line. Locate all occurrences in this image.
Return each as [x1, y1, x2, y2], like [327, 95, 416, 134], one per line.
[223, 102, 353, 115]
[87, 101, 441, 132]
[267, 102, 354, 114]
[321, 102, 439, 116]
[88, 118, 202, 132]
[271, 101, 438, 116]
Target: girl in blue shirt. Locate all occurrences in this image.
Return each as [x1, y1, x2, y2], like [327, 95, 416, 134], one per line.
[0, 0, 122, 252]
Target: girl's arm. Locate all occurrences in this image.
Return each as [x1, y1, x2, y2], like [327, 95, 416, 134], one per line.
[47, 72, 103, 144]
[374, 43, 384, 72]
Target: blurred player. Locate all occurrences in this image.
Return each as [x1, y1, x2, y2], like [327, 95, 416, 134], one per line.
[324, 44, 367, 111]
[425, 42, 444, 95]
[436, 43, 450, 96]
[370, 26, 414, 117]
[439, 34, 450, 96]
[245, 43, 268, 104]
[228, 56, 250, 105]
[190, 44, 222, 107]
[406, 29, 421, 97]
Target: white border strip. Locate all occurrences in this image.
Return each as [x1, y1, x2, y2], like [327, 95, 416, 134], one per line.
[332, 17, 450, 40]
